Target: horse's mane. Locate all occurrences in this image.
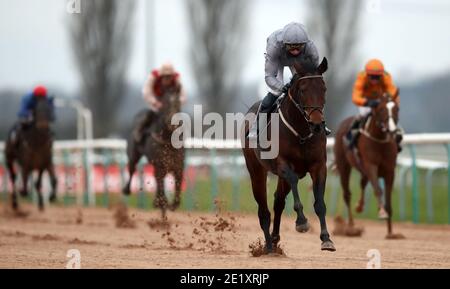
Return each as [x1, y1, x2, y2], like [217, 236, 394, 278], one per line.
[291, 57, 319, 84]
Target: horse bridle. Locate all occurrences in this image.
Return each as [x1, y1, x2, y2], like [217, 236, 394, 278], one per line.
[279, 75, 325, 144]
[359, 103, 397, 143]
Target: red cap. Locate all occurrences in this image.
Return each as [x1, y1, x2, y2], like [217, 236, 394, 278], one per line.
[33, 85, 47, 97]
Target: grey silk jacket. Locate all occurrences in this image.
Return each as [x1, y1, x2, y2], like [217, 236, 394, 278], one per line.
[265, 22, 320, 95]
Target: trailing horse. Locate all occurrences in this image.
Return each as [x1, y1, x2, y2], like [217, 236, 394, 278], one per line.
[123, 86, 185, 219]
[5, 97, 57, 211]
[242, 58, 336, 252]
[334, 93, 403, 239]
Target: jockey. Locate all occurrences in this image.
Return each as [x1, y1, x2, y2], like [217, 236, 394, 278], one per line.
[133, 62, 186, 143]
[346, 59, 403, 151]
[18, 85, 55, 123]
[11, 85, 55, 145]
[249, 22, 330, 139]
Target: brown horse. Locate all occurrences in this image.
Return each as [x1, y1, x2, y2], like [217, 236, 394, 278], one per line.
[334, 93, 402, 238]
[5, 97, 58, 211]
[242, 58, 335, 252]
[123, 86, 185, 219]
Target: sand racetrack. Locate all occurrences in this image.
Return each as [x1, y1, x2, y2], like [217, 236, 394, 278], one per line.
[1, 203, 449, 269]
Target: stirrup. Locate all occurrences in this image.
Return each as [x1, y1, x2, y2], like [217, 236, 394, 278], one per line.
[247, 124, 258, 140]
[247, 103, 263, 140]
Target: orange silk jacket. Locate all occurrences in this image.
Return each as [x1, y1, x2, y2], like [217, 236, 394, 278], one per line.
[352, 72, 399, 106]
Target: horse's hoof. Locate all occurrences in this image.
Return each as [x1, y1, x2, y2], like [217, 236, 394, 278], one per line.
[49, 194, 57, 203]
[169, 201, 180, 211]
[271, 236, 280, 249]
[122, 187, 131, 196]
[378, 208, 389, 220]
[296, 222, 310, 233]
[355, 204, 364, 213]
[153, 198, 168, 209]
[386, 233, 405, 240]
[20, 190, 28, 197]
[271, 235, 280, 245]
[265, 245, 274, 254]
[321, 240, 336, 252]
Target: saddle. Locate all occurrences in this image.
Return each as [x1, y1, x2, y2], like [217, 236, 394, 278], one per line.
[252, 95, 285, 137]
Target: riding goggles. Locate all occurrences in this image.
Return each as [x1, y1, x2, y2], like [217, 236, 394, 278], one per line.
[285, 43, 305, 51]
[368, 75, 382, 81]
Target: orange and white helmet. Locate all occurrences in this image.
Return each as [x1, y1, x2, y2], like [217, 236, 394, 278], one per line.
[365, 59, 385, 76]
[159, 62, 175, 76]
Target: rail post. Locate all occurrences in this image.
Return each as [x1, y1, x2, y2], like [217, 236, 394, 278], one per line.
[210, 148, 218, 211]
[102, 149, 112, 208]
[425, 168, 436, 223]
[446, 144, 450, 224]
[398, 166, 409, 221]
[409, 144, 419, 224]
[62, 149, 71, 206]
[231, 150, 240, 211]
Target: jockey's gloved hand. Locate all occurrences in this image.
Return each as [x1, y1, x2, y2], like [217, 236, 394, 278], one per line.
[282, 83, 291, 94]
[365, 99, 380, 108]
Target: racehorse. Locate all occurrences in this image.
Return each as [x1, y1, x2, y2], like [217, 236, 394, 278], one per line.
[334, 93, 403, 239]
[5, 97, 57, 211]
[122, 86, 185, 219]
[242, 58, 336, 252]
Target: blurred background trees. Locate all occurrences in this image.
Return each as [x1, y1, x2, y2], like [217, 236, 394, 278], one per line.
[307, 0, 362, 131]
[69, 0, 135, 138]
[1, 0, 450, 139]
[186, 0, 249, 117]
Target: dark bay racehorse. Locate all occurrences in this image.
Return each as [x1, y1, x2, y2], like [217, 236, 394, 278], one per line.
[334, 93, 402, 239]
[5, 97, 57, 211]
[242, 58, 336, 252]
[123, 87, 185, 218]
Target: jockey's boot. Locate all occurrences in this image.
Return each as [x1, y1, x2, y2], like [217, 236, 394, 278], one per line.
[248, 92, 278, 140]
[344, 117, 363, 149]
[133, 111, 155, 143]
[10, 120, 28, 148]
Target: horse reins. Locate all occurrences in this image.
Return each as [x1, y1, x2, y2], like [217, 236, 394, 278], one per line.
[278, 75, 325, 144]
[359, 116, 393, 143]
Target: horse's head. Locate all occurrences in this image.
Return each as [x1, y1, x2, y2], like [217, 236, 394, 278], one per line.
[159, 85, 182, 133]
[33, 97, 54, 130]
[290, 57, 328, 134]
[372, 91, 400, 135]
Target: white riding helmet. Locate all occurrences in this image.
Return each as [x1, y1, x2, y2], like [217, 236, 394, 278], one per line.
[159, 62, 175, 76]
[282, 22, 310, 45]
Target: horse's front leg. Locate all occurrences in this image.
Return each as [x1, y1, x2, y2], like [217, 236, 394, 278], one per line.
[20, 168, 30, 198]
[311, 164, 336, 251]
[6, 159, 18, 210]
[281, 166, 309, 233]
[271, 177, 290, 247]
[35, 170, 44, 211]
[48, 165, 58, 203]
[170, 167, 183, 211]
[153, 167, 168, 210]
[365, 163, 388, 219]
[383, 170, 404, 239]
